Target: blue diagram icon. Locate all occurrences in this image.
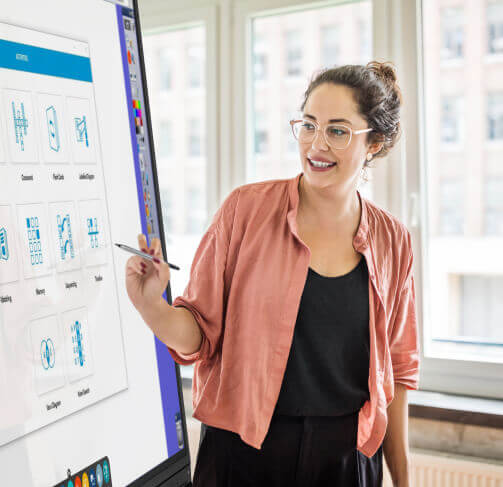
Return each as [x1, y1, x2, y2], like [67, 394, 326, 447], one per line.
[46, 105, 60, 152]
[11, 101, 29, 151]
[40, 338, 55, 370]
[26, 217, 43, 266]
[74, 115, 89, 147]
[87, 217, 99, 248]
[71, 320, 85, 367]
[57, 213, 75, 261]
[0, 227, 9, 261]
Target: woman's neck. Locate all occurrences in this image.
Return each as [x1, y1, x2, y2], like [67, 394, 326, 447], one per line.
[298, 175, 361, 231]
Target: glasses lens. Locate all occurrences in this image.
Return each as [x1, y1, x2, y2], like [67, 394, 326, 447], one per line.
[325, 124, 351, 149]
[293, 120, 316, 142]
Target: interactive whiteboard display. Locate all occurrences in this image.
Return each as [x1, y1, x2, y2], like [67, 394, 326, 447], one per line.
[0, 21, 128, 449]
[0, 2, 191, 486]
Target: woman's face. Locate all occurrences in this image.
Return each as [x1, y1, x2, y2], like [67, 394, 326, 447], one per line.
[298, 83, 376, 192]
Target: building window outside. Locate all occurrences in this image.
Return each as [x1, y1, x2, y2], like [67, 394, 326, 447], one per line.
[321, 25, 340, 68]
[160, 188, 174, 235]
[158, 48, 173, 91]
[284, 29, 303, 77]
[159, 121, 172, 157]
[441, 7, 464, 61]
[440, 96, 462, 144]
[488, 92, 503, 140]
[254, 111, 269, 154]
[188, 118, 202, 157]
[187, 45, 204, 88]
[485, 177, 503, 235]
[488, 1, 503, 55]
[439, 179, 464, 235]
[423, 0, 503, 372]
[186, 187, 206, 234]
[253, 33, 268, 81]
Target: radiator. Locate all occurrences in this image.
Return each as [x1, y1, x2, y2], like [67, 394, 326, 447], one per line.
[383, 450, 503, 486]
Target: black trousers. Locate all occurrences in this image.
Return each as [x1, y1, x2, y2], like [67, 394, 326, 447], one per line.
[192, 411, 383, 487]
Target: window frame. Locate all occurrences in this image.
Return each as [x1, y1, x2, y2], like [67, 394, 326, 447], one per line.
[414, 0, 503, 399]
[139, 0, 503, 399]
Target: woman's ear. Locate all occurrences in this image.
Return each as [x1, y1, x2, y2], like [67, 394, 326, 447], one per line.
[368, 141, 384, 157]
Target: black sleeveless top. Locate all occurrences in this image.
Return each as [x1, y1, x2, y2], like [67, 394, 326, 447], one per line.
[273, 256, 370, 416]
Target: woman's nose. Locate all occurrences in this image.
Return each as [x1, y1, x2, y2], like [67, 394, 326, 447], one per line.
[311, 128, 329, 151]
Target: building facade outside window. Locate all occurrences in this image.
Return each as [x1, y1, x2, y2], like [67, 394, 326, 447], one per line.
[423, 0, 503, 367]
[485, 177, 503, 235]
[488, 1, 503, 55]
[321, 25, 340, 68]
[188, 118, 202, 157]
[440, 96, 462, 144]
[159, 121, 172, 157]
[488, 92, 503, 140]
[438, 179, 464, 235]
[284, 29, 303, 77]
[441, 7, 464, 61]
[187, 45, 204, 88]
[158, 48, 173, 91]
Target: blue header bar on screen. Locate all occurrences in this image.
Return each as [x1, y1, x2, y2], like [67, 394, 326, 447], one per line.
[0, 39, 93, 82]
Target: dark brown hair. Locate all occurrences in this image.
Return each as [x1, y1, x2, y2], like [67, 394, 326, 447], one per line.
[300, 61, 402, 163]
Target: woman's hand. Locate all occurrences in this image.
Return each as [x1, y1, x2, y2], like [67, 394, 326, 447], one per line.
[125, 234, 171, 313]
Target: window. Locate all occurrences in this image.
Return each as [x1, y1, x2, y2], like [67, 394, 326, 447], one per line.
[488, 1, 503, 55]
[249, 2, 372, 185]
[422, 0, 503, 376]
[143, 25, 207, 307]
[254, 111, 269, 155]
[159, 121, 172, 157]
[488, 92, 503, 140]
[158, 48, 173, 91]
[253, 32, 268, 81]
[160, 188, 174, 235]
[186, 187, 206, 234]
[440, 96, 462, 144]
[441, 7, 464, 61]
[284, 110, 297, 155]
[485, 177, 503, 235]
[438, 179, 464, 235]
[321, 25, 340, 68]
[187, 45, 204, 88]
[188, 118, 202, 157]
[284, 30, 303, 77]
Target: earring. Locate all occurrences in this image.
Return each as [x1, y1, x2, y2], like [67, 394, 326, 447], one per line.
[366, 153, 372, 162]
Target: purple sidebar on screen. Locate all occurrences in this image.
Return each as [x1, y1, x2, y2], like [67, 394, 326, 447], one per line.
[116, 5, 183, 457]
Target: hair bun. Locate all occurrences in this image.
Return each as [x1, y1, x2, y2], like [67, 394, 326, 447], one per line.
[367, 61, 397, 85]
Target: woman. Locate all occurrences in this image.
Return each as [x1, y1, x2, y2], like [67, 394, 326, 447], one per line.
[126, 61, 419, 487]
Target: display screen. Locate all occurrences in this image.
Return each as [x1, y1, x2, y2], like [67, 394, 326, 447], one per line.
[0, 1, 187, 485]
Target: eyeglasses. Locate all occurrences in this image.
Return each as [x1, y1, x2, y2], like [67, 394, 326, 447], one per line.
[290, 118, 373, 150]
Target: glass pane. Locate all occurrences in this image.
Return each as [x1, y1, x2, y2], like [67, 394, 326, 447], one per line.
[249, 2, 373, 198]
[422, 0, 503, 363]
[143, 26, 207, 305]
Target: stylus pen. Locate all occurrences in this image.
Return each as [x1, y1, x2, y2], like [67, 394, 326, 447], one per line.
[114, 243, 180, 270]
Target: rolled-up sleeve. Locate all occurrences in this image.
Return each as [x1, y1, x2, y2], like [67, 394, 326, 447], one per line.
[389, 231, 420, 390]
[167, 188, 239, 365]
